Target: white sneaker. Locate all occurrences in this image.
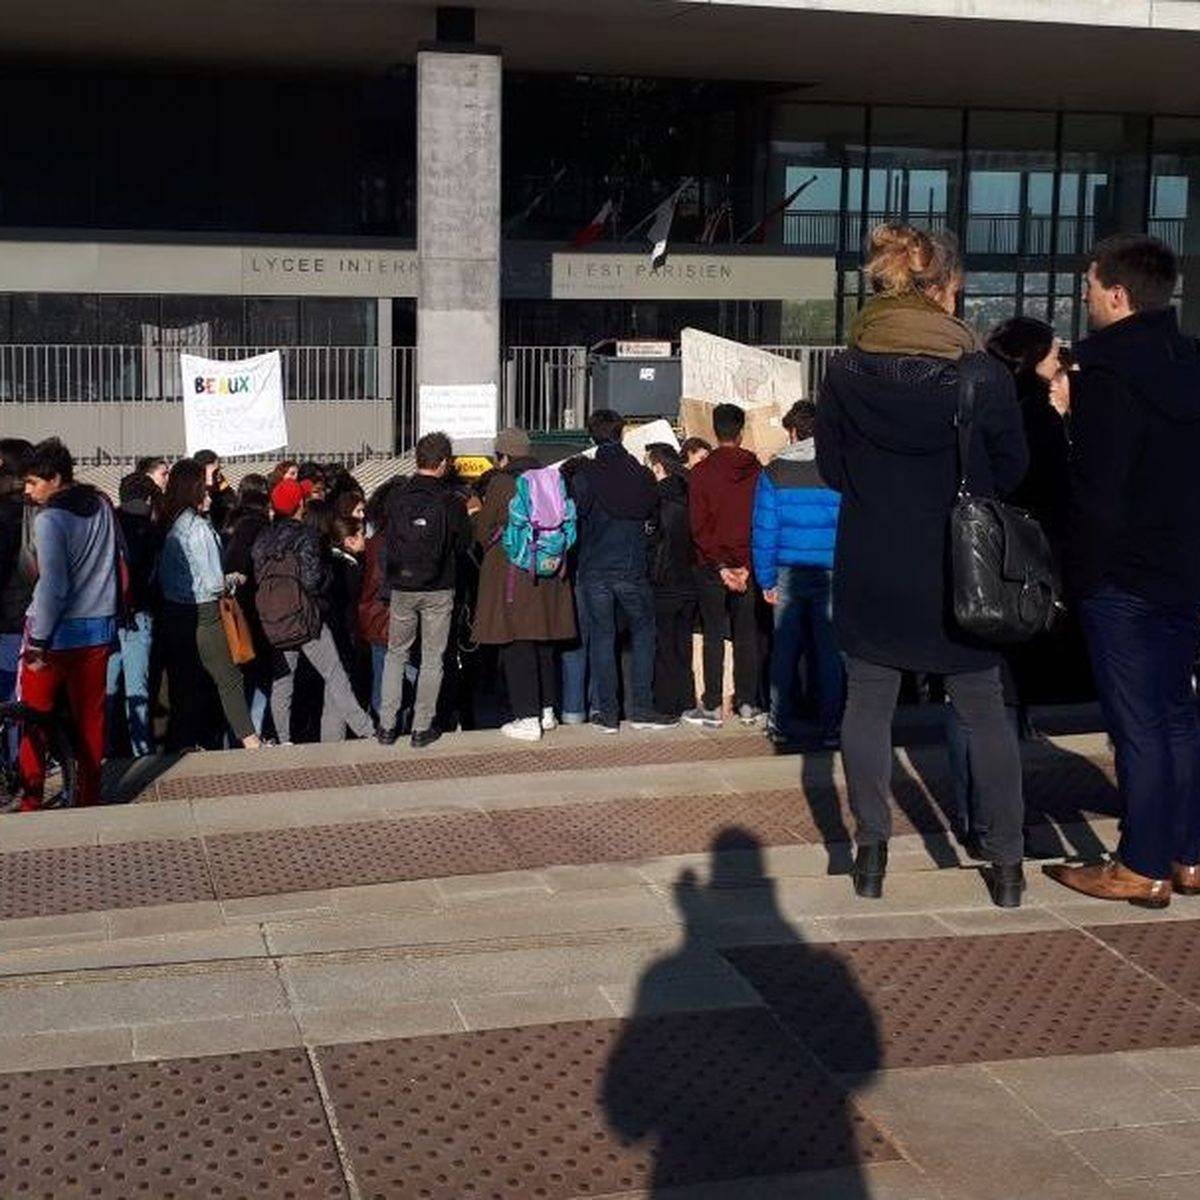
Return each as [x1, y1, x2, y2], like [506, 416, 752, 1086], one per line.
[541, 706, 558, 732]
[682, 706, 723, 729]
[501, 717, 542, 742]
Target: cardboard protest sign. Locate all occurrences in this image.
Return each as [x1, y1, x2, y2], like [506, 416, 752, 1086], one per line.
[679, 328, 805, 463]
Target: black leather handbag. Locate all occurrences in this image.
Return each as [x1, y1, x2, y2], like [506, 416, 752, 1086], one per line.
[949, 358, 1064, 644]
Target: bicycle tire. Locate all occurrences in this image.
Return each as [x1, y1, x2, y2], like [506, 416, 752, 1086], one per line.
[0, 702, 77, 811]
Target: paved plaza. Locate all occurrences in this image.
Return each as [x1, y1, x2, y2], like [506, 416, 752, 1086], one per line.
[0, 717, 1197, 1198]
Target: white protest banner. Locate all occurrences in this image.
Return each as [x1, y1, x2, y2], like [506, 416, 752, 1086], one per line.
[681, 327, 805, 408]
[418, 383, 498, 441]
[181, 351, 287, 457]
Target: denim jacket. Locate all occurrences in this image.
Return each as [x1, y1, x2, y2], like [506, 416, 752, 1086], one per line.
[161, 509, 226, 604]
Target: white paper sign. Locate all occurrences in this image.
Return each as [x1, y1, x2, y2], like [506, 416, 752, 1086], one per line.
[181, 351, 287, 457]
[622, 418, 680, 461]
[418, 383, 498, 440]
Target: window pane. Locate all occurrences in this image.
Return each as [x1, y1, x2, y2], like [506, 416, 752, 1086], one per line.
[1058, 114, 1150, 256]
[966, 111, 1056, 257]
[866, 108, 962, 243]
[770, 105, 865, 253]
[1153, 117, 1200, 335]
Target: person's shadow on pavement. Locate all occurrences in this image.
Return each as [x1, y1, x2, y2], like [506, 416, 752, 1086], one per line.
[600, 828, 885, 1198]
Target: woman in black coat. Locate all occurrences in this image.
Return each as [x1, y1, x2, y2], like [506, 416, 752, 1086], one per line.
[816, 223, 1029, 907]
[984, 317, 1093, 712]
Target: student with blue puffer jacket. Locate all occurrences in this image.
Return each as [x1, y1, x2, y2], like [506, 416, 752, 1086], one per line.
[752, 400, 843, 745]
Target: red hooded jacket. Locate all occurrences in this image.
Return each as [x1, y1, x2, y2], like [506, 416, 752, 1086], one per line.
[687, 444, 761, 570]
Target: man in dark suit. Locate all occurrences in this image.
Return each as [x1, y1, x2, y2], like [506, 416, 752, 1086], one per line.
[1046, 235, 1200, 907]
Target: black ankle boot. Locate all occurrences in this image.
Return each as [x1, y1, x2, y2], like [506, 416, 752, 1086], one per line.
[852, 843, 888, 899]
[985, 862, 1026, 909]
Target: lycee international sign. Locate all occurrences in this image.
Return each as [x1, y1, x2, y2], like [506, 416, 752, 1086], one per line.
[240, 250, 419, 297]
[181, 352, 288, 457]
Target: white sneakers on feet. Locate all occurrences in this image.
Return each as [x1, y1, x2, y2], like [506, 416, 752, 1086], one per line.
[682, 706, 723, 729]
[541, 706, 558, 732]
[501, 717, 542, 742]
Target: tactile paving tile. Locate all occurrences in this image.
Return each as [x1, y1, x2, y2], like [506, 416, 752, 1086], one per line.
[0, 839, 213, 919]
[0, 1049, 347, 1199]
[156, 763, 362, 804]
[350, 734, 777, 789]
[492, 791, 811, 867]
[1089, 919, 1200, 1003]
[316, 1014, 898, 1200]
[725, 929, 1200, 1072]
[151, 737, 777, 804]
[206, 813, 520, 899]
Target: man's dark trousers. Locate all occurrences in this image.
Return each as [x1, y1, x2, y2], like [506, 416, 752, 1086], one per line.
[1079, 583, 1200, 879]
[695, 565, 759, 712]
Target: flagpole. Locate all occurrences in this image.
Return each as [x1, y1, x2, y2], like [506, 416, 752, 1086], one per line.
[735, 173, 819, 244]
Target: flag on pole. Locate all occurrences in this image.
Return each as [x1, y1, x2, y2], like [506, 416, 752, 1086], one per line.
[736, 174, 819, 244]
[698, 198, 734, 245]
[571, 198, 615, 248]
[646, 191, 680, 269]
[503, 166, 567, 236]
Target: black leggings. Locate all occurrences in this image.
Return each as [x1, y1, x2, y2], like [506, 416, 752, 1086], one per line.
[840, 655, 1024, 865]
[502, 641, 559, 720]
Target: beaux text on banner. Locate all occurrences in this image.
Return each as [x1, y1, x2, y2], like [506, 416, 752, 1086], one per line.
[180, 351, 288, 457]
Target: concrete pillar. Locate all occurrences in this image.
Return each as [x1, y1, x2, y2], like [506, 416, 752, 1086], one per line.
[416, 44, 501, 454]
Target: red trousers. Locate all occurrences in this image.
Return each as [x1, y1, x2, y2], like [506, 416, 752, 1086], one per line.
[18, 644, 109, 809]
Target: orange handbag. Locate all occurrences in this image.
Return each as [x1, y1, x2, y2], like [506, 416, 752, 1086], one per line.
[219, 595, 256, 665]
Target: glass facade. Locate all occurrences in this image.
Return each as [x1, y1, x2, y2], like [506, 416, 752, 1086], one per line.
[1, 64, 1198, 347]
[0, 65, 417, 236]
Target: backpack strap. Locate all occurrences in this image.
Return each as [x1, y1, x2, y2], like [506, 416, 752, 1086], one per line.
[954, 354, 989, 499]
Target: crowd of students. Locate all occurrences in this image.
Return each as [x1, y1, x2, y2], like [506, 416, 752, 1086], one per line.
[3, 223, 1198, 919]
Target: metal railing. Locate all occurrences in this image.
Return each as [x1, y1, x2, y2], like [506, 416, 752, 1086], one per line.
[502, 344, 842, 432]
[0, 341, 844, 458]
[502, 345, 589, 432]
[783, 210, 1188, 257]
[756, 345, 843, 396]
[0, 344, 411, 405]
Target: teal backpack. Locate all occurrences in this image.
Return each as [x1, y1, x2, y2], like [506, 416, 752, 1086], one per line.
[501, 466, 577, 581]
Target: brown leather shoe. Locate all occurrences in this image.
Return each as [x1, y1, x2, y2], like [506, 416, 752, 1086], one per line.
[1043, 859, 1172, 909]
[1172, 862, 1200, 896]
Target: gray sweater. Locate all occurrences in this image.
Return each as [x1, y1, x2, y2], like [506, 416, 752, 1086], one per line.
[27, 486, 118, 651]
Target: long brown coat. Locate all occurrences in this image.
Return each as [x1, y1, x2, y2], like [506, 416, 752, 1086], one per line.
[471, 465, 577, 645]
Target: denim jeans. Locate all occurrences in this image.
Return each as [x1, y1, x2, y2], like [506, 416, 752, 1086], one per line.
[578, 572, 656, 722]
[770, 565, 843, 737]
[559, 585, 591, 720]
[1080, 584, 1200, 879]
[105, 611, 155, 756]
[246, 679, 270, 740]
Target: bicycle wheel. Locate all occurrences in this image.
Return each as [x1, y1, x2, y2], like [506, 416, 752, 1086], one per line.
[0, 702, 77, 812]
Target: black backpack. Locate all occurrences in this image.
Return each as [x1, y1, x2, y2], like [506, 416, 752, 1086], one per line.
[256, 545, 322, 649]
[386, 481, 450, 591]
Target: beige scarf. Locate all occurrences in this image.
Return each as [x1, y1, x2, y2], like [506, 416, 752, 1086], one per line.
[849, 291, 980, 361]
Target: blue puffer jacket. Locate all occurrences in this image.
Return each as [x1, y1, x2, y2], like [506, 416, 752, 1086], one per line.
[751, 439, 840, 588]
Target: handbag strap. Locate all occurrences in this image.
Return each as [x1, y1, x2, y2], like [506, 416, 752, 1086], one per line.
[954, 354, 988, 498]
